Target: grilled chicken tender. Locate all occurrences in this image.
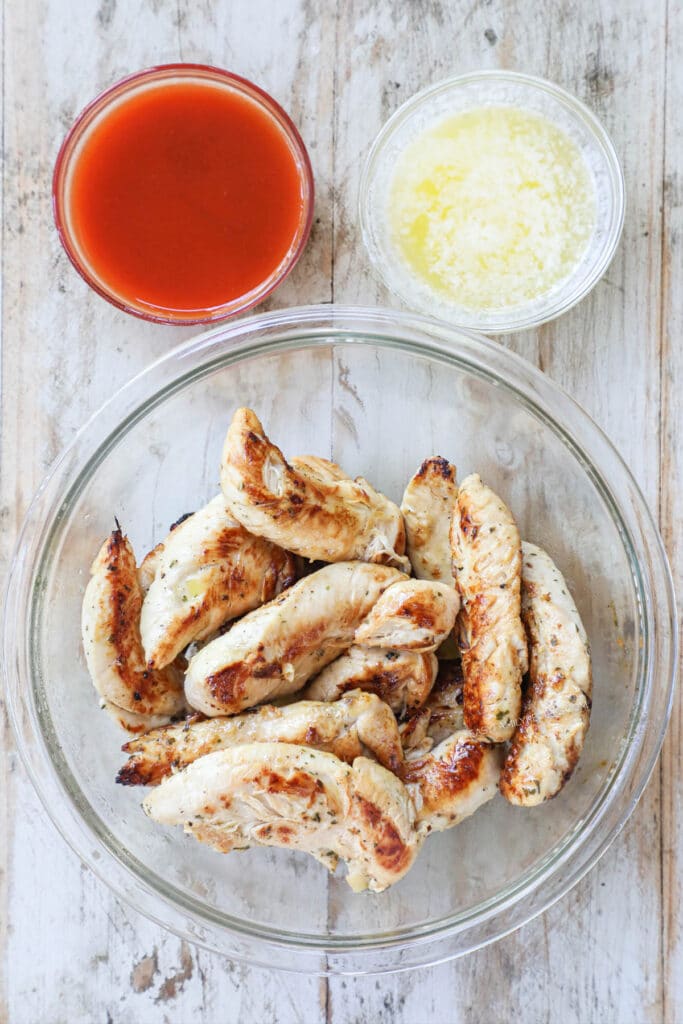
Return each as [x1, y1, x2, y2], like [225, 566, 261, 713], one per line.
[304, 648, 438, 714]
[403, 731, 503, 834]
[100, 700, 174, 735]
[143, 743, 420, 892]
[450, 474, 527, 741]
[137, 541, 163, 593]
[398, 658, 501, 833]
[500, 543, 592, 806]
[422, 659, 466, 742]
[220, 408, 409, 570]
[81, 528, 186, 722]
[399, 659, 464, 753]
[401, 457, 458, 583]
[139, 494, 296, 669]
[184, 562, 406, 716]
[117, 690, 404, 785]
[353, 580, 459, 651]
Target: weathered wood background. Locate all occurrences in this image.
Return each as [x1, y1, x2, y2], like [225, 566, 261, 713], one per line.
[1, 0, 680, 1021]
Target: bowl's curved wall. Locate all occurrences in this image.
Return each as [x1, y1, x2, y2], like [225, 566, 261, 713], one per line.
[4, 306, 676, 973]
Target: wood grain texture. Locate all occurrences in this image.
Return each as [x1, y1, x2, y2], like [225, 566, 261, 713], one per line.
[1, 0, 678, 1021]
[660, 1, 682, 1021]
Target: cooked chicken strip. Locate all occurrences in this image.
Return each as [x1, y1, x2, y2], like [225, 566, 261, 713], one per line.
[398, 708, 432, 754]
[184, 562, 406, 716]
[102, 539, 186, 734]
[398, 656, 500, 830]
[303, 647, 438, 714]
[428, 658, 464, 706]
[138, 542, 164, 593]
[81, 528, 186, 720]
[117, 690, 403, 785]
[354, 580, 459, 651]
[500, 543, 592, 807]
[401, 457, 457, 583]
[220, 408, 409, 570]
[139, 494, 296, 669]
[399, 659, 464, 752]
[450, 474, 527, 741]
[143, 744, 420, 892]
[100, 699, 175, 735]
[403, 731, 503, 835]
[422, 659, 466, 743]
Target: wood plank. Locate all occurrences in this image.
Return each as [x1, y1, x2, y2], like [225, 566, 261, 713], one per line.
[660, 0, 682, 1017]
[329, 0, 667, 1020]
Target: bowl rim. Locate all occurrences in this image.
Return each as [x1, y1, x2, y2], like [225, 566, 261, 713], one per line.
[358, 69, 626, 334]
[52, 62, 315, 325]
[3, 304, 676, 974]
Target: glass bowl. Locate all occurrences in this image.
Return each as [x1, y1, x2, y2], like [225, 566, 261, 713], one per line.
[359, 71, 625, 334]
[3, 305, 675, 974]
[52, 64, 314, 325]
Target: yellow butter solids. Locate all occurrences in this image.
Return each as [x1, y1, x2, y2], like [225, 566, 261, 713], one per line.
[183, 575, 208, 600]
[389, 106, 596, 311]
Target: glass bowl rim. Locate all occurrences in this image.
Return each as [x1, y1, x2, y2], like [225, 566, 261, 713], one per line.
[3, 304, 675, 974]
[358, 69, 626, 334]
[52, 62, 315, 326]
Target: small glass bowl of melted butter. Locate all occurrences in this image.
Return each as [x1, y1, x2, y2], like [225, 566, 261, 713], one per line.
[359, 71, 624, 334]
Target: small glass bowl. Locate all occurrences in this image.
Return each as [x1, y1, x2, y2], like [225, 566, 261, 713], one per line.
[53, 64, 314, 325]
[359, 70, 625, 334]
[3, 306, 676, 974]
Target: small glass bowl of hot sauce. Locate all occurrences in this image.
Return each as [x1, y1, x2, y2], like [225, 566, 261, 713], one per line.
[53, 64, 314, 324]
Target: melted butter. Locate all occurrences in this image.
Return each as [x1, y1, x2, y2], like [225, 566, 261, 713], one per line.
[389, 106, 596, 311]
[183, 575, 208, 601]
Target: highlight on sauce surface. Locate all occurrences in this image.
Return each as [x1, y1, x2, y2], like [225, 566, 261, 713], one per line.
[54, 67, 313, 323]
[388, 105, 596, 313]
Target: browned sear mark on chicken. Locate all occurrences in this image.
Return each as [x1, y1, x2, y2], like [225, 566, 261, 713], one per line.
[416, 455, 455, 482]
[354, 795, 413, 875]
[261, 769, 325, 803]
[206, 664, 251, 705]
[459, 512, 479, 541]
[430, 658, 463, 700]
[397, 595, 436, 630]
[402, 739, 484, 794]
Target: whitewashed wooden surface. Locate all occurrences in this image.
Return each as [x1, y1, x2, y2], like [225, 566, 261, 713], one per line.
[1, 0, 680, 1021]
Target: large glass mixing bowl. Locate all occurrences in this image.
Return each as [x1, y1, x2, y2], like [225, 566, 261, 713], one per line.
[3, 306, 676, 974]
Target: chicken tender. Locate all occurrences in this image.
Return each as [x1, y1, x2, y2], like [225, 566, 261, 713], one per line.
[399, 659, 464, 753]
[304, 647, 438, 714]
[81, 528, 186, 722]
[403, 731, 502, 834]
[354, 579, 459, 651]
[500, 543, 592, 806]
[143, 743, 420, 892]
[401, 456, 457, 583]
[100, 700, 175, 735]
[450, 474, 527, 741]
[220, 408, 409, 570]
[117, 690, 403, 785]
[184, 562, 406, 716]
[421, 659, 466, 742]
[140, 494, 296, 669]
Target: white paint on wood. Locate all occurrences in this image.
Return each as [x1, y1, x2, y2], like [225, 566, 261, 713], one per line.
[660, 1, 682, 1021]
